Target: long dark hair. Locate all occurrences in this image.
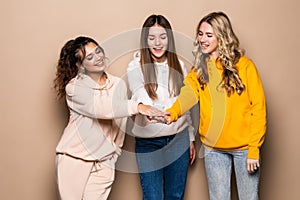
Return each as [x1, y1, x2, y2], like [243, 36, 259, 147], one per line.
[140, 14, 183, 100]
[53, 36, 103, 99]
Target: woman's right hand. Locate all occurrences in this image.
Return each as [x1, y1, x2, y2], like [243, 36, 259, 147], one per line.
[137, 104, 165, 118]
[164, 112, 172, 125]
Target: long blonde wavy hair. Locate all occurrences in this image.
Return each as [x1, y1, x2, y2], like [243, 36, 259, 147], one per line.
[192, 12, 245, 96]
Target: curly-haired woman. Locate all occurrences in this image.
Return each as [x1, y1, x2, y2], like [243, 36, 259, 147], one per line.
[53, 36, 163, 200]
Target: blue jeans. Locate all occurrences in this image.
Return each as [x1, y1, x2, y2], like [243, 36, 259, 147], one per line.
[135, 128, 190, 200]
[204, 148, 260, 200]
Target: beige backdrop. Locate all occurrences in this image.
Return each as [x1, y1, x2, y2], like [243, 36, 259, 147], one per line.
[1, 0, 299, 199]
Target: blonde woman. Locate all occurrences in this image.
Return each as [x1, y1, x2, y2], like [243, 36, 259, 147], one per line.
[166, 12, 267, 200]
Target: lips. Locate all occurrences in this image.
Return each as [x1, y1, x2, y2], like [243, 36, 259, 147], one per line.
[200, 43, 210, 52]
[153, 47, 163, 52]
[201, 43, 209, 48]
[95, 60, 105, 67]
[150, 47, 163, 55]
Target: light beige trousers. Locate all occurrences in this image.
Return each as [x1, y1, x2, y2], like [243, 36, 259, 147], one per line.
[56, 154, 115, 200]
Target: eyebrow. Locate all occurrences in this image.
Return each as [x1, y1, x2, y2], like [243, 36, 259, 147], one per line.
[85, 47, 101, 58]
[148, 33, 167, 36]
[85, 52, 93, 58]
[199, 30, 213, 35]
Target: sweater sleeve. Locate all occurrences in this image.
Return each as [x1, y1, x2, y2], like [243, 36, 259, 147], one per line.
[245, 59, 267, 159]
[66, 79, 139, 119]
[180, 61, 195, 141]
[166, 70, 200, 122]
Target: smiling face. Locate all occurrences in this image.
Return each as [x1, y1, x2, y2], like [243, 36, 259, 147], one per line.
[197, 22, 219, 59]
[147, 24, 168, 62]
[80, 42, 106, 74]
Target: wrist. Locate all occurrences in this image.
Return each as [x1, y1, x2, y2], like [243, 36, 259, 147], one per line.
[137, 103, 143, 113]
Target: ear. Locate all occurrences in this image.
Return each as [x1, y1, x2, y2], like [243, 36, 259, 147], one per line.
[77, 63, 86, 75]
[76, 62, 81, 68]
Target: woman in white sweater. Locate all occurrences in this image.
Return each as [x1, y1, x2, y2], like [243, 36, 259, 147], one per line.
[126, 15, 196, 200]
[53, 36, 162, 200]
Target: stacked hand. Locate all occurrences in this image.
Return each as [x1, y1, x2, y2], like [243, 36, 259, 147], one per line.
[147, 112, 171, 124]
[137, 104, 171, 124]
[137, 104, 164, 119]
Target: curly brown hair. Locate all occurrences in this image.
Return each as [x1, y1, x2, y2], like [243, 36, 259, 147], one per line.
[53, 36, 103, 99]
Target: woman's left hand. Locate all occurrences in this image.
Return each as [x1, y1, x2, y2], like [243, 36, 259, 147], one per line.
[247, 158, 260, 173]
[189, 142, 196, 165]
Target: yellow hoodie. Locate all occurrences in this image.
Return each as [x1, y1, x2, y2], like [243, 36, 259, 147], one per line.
[166, 57, 266, 159]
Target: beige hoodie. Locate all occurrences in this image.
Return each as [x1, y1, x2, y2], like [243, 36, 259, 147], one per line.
[56, 72, 139, 162]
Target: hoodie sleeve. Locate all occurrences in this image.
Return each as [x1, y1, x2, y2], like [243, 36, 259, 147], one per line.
[179, 60, 195, 141]
[66, 79, 139, 119]
[166, 70, 200, 122]
[244, 59, 267, 159]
